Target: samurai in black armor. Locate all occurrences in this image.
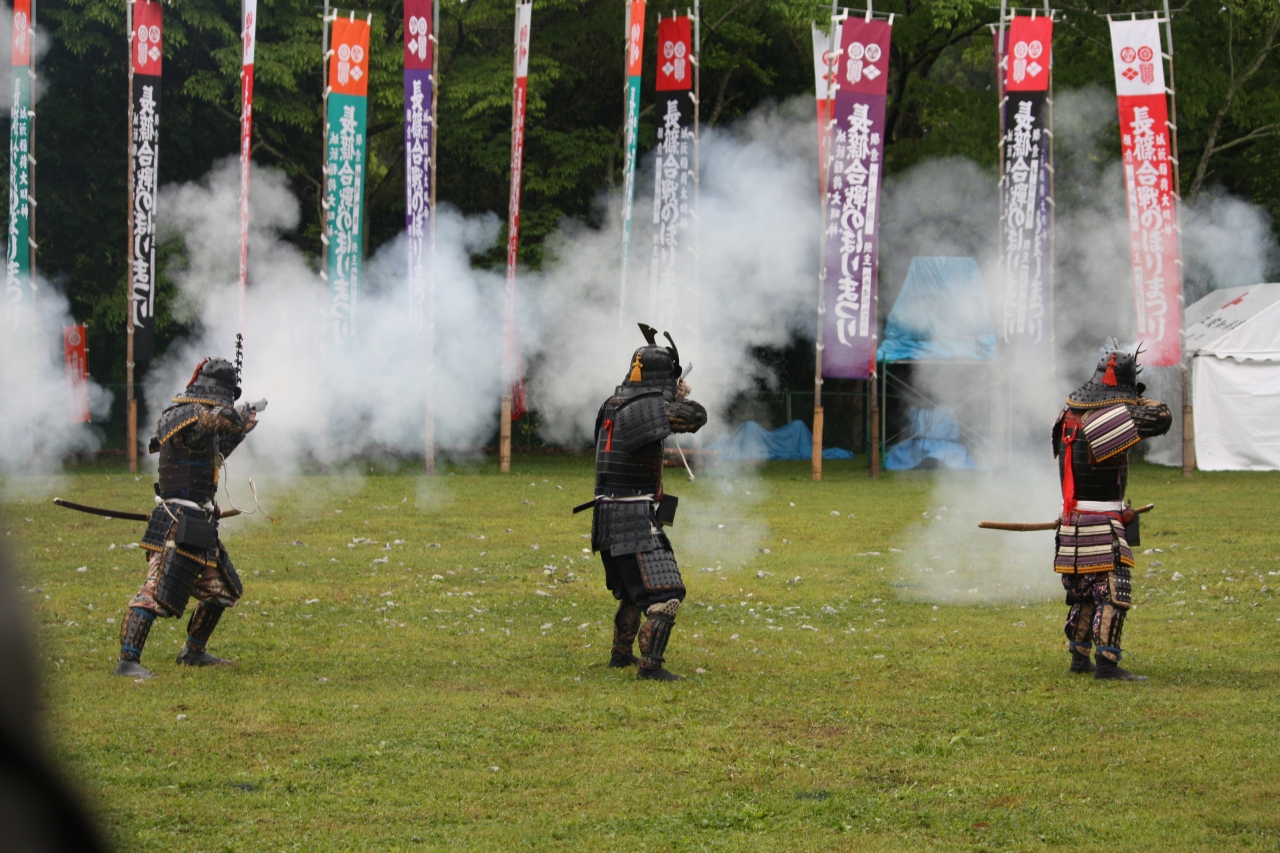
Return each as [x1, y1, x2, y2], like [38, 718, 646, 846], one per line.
[1051, 349, 1171, 681]
[581, 324, 706, 681]
[114, 358, 260, 678]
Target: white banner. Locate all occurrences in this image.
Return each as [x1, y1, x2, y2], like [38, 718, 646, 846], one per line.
[1109, 18, 1164, 96]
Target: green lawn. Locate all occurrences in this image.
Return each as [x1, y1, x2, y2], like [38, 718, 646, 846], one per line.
[4, 457, 1279, 851]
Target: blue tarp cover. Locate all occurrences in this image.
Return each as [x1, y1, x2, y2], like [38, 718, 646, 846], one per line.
[877, 257, 997, 362]
[884, 407, 976, 470]
[708, 420, 854, 461]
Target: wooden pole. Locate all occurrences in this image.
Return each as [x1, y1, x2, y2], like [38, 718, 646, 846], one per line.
[499, 395, 513, 470]
[425, 0, 439, 475]
[869, 366, 880, 478]
[125, 0, 138, 473]
[811, 0, 839, 483]
[1160, 0, 1192, 477]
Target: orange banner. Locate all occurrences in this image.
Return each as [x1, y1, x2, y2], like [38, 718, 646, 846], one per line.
[330, 16, 371, 97]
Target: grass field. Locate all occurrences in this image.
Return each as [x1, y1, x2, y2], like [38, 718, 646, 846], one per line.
[4, 456, 1279, 851]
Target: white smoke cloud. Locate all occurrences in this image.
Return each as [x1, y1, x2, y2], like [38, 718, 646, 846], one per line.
[0, 285, 113, 490]
[888, 85, 1278, 604]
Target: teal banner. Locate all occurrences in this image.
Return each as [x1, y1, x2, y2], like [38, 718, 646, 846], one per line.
[324, 92, 368, 345]
[618, 74, 642, 322]
[6, 65, 31, 315]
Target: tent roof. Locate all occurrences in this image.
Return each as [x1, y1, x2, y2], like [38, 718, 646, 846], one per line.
[1185, 283, 1280, 362]
[877, 257, 996, 362]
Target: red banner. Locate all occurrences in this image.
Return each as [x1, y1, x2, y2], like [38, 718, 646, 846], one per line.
[625, 0, 645, 77]
[655, 16, 691, 91]
[11, 0, 30, 66]
[330, 16, 370, 97]
[132, 0, 162, 75]
[404, 0, 433, 70]
[503, 2, 532, 419]
[1110, 18, 1181, 366]
[1005, 15, 1050, 92]
[63, 325, 90, 423]
[237, 0, 257, 333]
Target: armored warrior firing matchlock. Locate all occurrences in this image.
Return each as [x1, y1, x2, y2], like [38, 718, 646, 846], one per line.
[980, 347, 1171, 680]
[107, 353, 267, 678]
[574, 324, 707, 681]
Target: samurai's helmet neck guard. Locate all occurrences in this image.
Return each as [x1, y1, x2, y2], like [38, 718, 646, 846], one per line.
[173, 357, 241, 407]
[1066, 348, 1143, 409]
[617, 323, 682, 401]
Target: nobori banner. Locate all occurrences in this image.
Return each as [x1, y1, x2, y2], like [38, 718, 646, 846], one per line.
[6, 0, 33, 321]
[502, 1, 532, 419]
[820, 16, 891, 380]
[325, 15, 371, 345]
[1110, 18, 1181, 367]
[647, 14, 694, 331]
[405, 0, 433, 333]
[999, 15, 1052, 349]
[63, 325, 90, 424]
[810, 24, 841, 175]
[131, 0, 163, 362]
[237, 0, 257, 330]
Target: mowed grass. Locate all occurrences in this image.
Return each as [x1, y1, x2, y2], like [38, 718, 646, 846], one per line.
[4, 456, 1279, 852]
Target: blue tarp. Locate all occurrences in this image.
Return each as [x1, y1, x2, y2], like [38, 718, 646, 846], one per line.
[877, 257, 997, 362]
[884, 407, 976, 470]
[707, 420, 854, 461]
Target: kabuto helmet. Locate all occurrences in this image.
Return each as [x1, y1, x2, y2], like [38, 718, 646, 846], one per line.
[618, 323, 683, 400]
[1065, 347, 1144, 409]
[173, 357, 241, 407]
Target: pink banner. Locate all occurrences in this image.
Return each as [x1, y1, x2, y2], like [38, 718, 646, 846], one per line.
[1110, 18, 1181, 366]
[237, 0, 257, 334]
[502, 2, 532, 419]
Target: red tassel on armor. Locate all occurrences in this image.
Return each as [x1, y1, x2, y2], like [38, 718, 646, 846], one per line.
[603, 419, 615, 452]
[186, 358, 209, 388]
[1061, 414, 1080, 516]
[1102, 353, 1118, 387]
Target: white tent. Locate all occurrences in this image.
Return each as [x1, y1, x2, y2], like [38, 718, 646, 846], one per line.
[1146, 283, 1280, 470]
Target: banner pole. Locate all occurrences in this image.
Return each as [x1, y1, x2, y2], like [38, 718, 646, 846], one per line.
[426, 0, 439, 476]
[500, 0, 519, 474]
[28, 0, 35, 292]
[811, 0, 838, 483]
[1160, 0, 1192, 477]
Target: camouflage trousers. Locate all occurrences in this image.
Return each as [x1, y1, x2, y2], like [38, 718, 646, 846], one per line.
[129, 546, 241, 617]
[1062, 570, 1131, 663]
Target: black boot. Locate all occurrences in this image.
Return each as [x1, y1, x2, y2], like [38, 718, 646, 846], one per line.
[176, 602, 231, 666]
[114, 607, 157, 678]
[1069, 644, 1095, 673]
[609, 602, 642, 667]
[1094, 657, 1146, 681]
[636, 602, 682, 681]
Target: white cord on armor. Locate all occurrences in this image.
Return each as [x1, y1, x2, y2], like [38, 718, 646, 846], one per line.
[673, 436, 695, 481]
[218, 455, 275, 522]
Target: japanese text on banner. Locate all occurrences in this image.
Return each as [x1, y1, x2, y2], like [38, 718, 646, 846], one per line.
[1110, 18, 1181, 366]
[326, 16, 370, 345]
[820, 17, 891, 380]
[405, 0, 434, 332]
[648, 15, 694, 330]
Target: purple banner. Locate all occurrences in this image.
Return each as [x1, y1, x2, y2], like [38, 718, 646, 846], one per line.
[405, 67, 433, 331]
[820, 16, 891, 379]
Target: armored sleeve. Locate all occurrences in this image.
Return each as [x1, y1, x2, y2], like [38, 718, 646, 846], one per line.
[1080, 403, 1141, 463]
[185, 404, 252, 457]
[1129, 398, 1173, 439]
[667, 398, 707, 434]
